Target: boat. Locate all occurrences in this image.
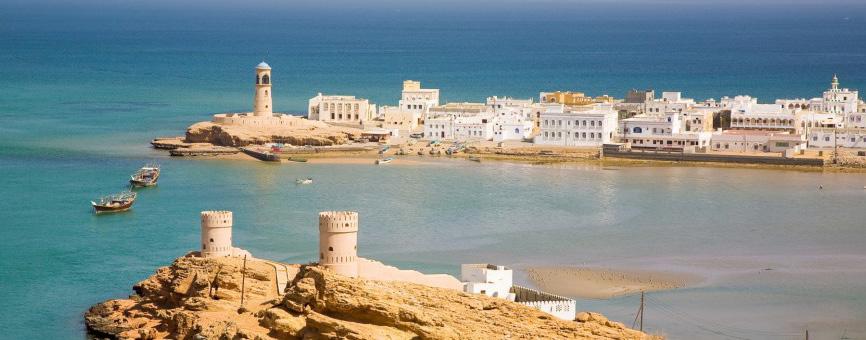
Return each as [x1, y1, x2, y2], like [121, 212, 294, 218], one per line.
[376, 157, 394, 165]
[296, 177, 313, 185]
[129, 163, 160, 187]
[91, 191, 137, 214]
[468, 156, 481, 162]
[379, 145, 391, 154]
[287, 157, 308, 163]
[240, 147, 281, 162]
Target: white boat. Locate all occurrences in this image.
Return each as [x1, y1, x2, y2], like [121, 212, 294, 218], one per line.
[376, 157, 394, 165]
[296, 178, 313, 184]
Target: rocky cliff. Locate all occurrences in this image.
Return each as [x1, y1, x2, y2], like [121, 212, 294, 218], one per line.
[185, 121, 362, 147]
[85, 254, 660, 339]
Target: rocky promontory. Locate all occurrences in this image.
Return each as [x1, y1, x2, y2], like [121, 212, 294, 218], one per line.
[85, 254, 660, 339]
[185, 119, 362, 147]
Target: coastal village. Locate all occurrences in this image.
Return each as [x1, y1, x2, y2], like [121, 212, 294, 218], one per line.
[84, 209, 655, 339]
[154, 62, 866, 168]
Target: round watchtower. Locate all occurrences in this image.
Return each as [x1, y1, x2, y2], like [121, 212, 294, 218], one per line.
[253, 62, 273, 117]
[201, 210, 233, 258]
[318, 211, 359, 277]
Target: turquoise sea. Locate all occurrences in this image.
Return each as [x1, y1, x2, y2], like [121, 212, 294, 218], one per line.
[2, 3, 866, 339]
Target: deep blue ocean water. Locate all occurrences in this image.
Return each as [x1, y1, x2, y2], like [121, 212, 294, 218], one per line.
[1, 3, 866, 339]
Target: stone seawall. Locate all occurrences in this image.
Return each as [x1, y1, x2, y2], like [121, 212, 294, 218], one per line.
[603, 150, 824, 167]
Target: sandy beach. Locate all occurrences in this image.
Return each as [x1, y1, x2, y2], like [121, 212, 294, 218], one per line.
[526, 266, 703, 299]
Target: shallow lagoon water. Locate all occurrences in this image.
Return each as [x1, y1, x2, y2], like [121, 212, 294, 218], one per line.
[2, 5, 866, 338]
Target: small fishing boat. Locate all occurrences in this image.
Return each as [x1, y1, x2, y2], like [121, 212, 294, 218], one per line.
[296, 177, 313, 185]
[91, 191, 137, 214]
[379, 145, 391, 154]
[129, 163, 160, 187]
[287, 157, 308, 163]
[376, 157, 394, 165]
[468, 156, 481, 162]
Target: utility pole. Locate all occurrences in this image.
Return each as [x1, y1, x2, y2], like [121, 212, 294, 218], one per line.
[239, 255, 247, 309]
[639, 291, 645, 332]
[633, 291, 645, 332]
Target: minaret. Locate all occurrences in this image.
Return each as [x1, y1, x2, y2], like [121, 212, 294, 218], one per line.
[253, 62, 273, 117]
[831, 74, 840, 91]
[318, 211, 359, 277]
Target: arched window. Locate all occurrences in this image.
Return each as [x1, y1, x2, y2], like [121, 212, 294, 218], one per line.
[209, 238, 214, 242]
[256, 75, 260, 84]
[265, 90, 268, 96]
[328, 246, 334, 251]
[320, 253, 324, 260]
[632, 127, 642, 133]
[262, 74, 270, 84]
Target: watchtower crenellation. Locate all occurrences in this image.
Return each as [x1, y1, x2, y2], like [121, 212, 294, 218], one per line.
[200, 210, 233, 258]
[318, 211, 359, 277]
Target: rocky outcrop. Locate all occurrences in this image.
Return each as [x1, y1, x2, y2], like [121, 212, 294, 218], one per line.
[85, 254, 660, 339]
[185, 120, 362, 147]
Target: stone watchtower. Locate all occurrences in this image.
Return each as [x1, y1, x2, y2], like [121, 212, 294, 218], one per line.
[201, 210, 233, 258]
[253, 62, 273, 117]
[318, 211, 359, 277]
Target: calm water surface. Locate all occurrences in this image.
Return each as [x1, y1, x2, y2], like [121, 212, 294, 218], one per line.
[1, 4, 866, 339]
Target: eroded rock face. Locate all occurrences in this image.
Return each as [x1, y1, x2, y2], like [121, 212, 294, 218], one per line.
[85, 254, 660, 339]
[184, 120, 362, 147]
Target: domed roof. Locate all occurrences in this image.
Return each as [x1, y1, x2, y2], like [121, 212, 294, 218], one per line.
[257, 61, 271, 70]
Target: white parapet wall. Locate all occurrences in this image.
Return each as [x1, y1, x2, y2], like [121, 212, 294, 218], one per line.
[511, 285, 577, 321]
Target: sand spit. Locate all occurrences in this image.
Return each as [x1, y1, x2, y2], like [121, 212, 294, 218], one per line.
[526, 266, 703, 299]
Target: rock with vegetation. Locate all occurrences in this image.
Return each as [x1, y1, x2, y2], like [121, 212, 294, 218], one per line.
[85, 254, 660, 339]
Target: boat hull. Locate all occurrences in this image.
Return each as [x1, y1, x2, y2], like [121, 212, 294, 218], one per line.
[92, 201, 135, 214]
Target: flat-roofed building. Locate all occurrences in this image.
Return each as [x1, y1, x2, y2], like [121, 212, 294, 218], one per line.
[308, 93, 377, 126]
[535, 104, 618, 147]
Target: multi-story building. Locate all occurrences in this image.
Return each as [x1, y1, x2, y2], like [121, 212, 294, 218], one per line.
[619, 113, 711, 151]
[724, 96, 797, 132]
[308, 93, 377, 125]
[399, 80, 440, 120]
[534, 104, 618, 147]
[644, 91, 695, 115]
[453, 114, 495, 141]
[460, 264, 576, 321]
[487, 96, 535, 142]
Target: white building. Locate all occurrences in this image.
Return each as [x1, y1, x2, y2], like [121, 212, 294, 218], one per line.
[308, 93, 377, 126]
[425, 115, 454, 140]
[487, 96, 535, 142]
[619, 113, 712, 151]
[453, 114, 495, 141]
[644, 91, 695, 115]
[807, 127, 866, 148]
[820, 75, 859, 115]
[776, 75, 859, 120]
[724, 96, 797, 132]
[461, 264, 514, 299]
[400, 80, 440, 119]
[710, 130, 806, 153]
[424, 102, 493, 140]
[460, 264, 576, 321]
[535, 104, 618, 147]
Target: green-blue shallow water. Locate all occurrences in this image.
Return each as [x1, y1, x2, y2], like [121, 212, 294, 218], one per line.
[1, 3, 866, 339]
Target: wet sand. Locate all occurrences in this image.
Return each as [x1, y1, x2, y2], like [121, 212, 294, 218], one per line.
[526, 266, 703, 299]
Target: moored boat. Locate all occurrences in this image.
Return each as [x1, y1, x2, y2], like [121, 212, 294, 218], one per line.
[130, 163, 160, 187]
[91, 191, 137, 214]
[468, 156, 481, 162]
[375, 157, 394, 165]
[296, 177, 313, 184]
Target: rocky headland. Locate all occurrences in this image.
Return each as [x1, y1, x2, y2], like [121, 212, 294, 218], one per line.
[184, 118, 362, 147]
[85, 254, 659, 339]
